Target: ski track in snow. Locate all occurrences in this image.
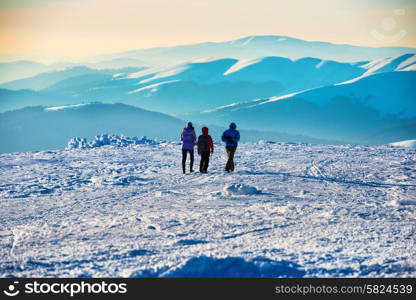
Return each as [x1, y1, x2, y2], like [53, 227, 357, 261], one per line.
[0, 142, 415, 277]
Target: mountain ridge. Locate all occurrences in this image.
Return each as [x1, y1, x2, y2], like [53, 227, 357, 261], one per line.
[190, 71, 416, 144]
[0, 102, 337, 153]
[92, 35, 416, 65]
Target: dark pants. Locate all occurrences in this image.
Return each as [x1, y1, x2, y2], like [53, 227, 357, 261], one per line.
[225, 146, 237, 172]
[182, 149, 194, 173]
[199, 151, 210, 173]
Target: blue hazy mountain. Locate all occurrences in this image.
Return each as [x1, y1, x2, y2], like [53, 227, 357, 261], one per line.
[0, 103, 185, 153]
[0, 102, 334, 153]
[42, 54, 414, 116]
[0, 60, 56, 84]
[0, 59, 149, 85]
[191, 71, 416, 145]
[122, 56, 366, 114]
[85, 58, 150, 69]
[34, 56, 367, 114]
[1, 53, 414, 148]
[0, 88, 83, 112]
[0, 66, 147, 91]
[0, 103, 336, 153]
[0, 66, 110, 91]
[2, 54, 414, 117]
[2, 35, 414, 84]
[92, 35, 416, 65]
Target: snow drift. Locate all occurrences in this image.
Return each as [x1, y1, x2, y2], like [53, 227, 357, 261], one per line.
[133, 256, 306, 278]
[390, 139, 416, 148]
[224, 184, 262, 195]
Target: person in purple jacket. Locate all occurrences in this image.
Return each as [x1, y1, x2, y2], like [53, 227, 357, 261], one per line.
[181, 122, 197, 174]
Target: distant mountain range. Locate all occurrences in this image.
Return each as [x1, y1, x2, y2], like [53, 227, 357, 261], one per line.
[2, 34, 415, 84]
[0, 102, 334, 153]
[0, 60, 67, 84]
[1, 55, 414, 147]
[0, 36, 415, 151]
[0, 66, 145, 91]
[0, 103, 184, 153]
[92, 35, 416, 65]
[3, 53, 411, 116]
[191, 71, 416, 145]
[122, 54, 415, 115]
[0, 59, 148, 84]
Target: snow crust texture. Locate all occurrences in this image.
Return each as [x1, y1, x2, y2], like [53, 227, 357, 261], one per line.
[66, 134, 159, 150]
[0, 142, 415, 277]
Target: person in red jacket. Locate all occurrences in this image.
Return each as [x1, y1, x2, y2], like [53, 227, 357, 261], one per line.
[197, 127, 214, 173]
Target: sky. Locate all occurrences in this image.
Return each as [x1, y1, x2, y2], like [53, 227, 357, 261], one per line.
[0, 0, 415, 63]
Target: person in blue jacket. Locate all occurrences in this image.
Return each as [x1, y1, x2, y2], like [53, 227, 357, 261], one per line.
[221, 122, 240, 172]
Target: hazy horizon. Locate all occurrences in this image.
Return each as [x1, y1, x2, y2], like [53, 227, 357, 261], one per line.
[1, 33, 416, 65]
[1, 0, 415, 63]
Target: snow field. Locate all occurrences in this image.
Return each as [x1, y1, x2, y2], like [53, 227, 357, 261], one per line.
[0, 142, 415, 277]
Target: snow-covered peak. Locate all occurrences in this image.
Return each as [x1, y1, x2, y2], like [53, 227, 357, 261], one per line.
[128, 80, 181, 94]
[230, 35, 295, 46]
[125, 58, 238, 87]
[336, 54, 416, 85]
[127, 64, 190, 81]
[223, 56, 291, 75]
[223, 58, 262, 75]
[362, 53, 416, 75]
[201, 98, 263, 114]
[45, 103, 89, 111]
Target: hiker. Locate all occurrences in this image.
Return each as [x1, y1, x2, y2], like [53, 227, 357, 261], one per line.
[197, 127, 214, 173]
[221, 122, 240, 172]
[181, 122, 196, 174]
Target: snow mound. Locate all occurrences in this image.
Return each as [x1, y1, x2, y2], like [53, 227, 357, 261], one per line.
[389, 139, 416, 148]
[257, 140, 277, 145]
[66, 134, 159, 150]
[135, 256, 306, 278]
[224, 184, 261, 195]
[399, 200, 416, 205]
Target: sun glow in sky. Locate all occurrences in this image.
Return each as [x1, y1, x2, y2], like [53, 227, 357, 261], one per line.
[1, 0, 415, 63]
